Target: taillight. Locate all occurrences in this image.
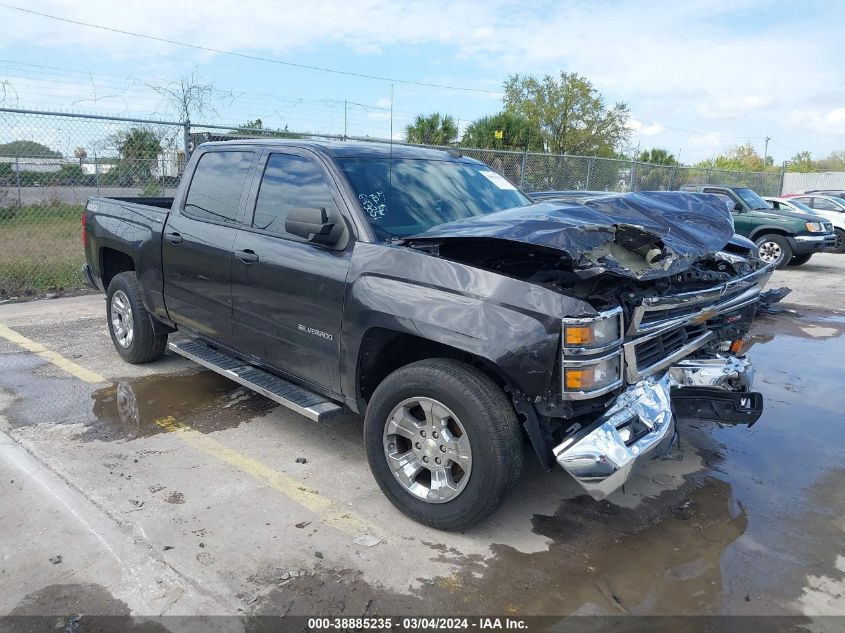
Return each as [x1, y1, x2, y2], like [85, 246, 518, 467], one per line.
[81, 211, 88, 249]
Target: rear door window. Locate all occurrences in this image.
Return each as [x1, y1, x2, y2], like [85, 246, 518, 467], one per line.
[812, 198, 840, 211]
[183, 151, 255, 224]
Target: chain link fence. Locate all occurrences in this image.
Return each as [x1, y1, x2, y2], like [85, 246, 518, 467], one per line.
[0, 107, 786, 298]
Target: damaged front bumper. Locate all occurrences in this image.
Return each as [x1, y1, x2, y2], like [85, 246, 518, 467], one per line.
[553, 354, 761, 500]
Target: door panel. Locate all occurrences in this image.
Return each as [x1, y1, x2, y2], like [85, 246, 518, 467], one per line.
[162, 149, 256, 345]
[231, 150, 352, 393]
[162, 215, 238, 343]
[231, 231, 351, 391]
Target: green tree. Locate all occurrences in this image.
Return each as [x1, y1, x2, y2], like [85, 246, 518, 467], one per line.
[697, 142, 769, 172]
[786, 151, 815, 172]
[816, 150, 845, 171]
[503, 72, 630, 156]
[461, 112, 543, 151]
[0, 140, 61, 158]
[637, 148, 678, 165]
[225, 119, 298, 139]
[116, 128, 163, 180]
[405, 113, 459, 145]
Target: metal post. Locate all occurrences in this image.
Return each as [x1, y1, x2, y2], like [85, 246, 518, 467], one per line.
[519, 150, 528, 189]
[344, 100, 347, 141]
[94, 150, 100, 195]
[14, 154, 21, 206]
[585, 158, 594, 190]
[630, 159, 636, 191]
[668, 165, 676, 191]
[183, 118, 191, 165]
[779, 162, 787, 196]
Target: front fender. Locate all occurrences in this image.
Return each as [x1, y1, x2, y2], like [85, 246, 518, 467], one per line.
[340, 243, 596, 402]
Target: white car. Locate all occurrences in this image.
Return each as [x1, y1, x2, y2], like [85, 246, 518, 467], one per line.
[765, 195, 845, 253]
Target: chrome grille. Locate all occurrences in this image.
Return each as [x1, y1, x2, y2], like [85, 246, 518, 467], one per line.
[632, 323, 708, 372]
[628, 266, 771, 336]
[621, 265, 773, 383]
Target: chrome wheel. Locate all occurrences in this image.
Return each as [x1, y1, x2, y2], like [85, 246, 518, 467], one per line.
[383, 397, 472, 504]
[758, 240, 782, 265]
[110, 290, 134, 348]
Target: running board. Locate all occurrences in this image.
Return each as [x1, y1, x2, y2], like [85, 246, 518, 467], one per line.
[168, 339, 344, 422]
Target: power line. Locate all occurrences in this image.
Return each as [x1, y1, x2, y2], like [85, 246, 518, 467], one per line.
[0, 4, 500, 95]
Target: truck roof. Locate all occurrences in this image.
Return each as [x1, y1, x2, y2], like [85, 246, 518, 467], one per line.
[196, 139, 479, 162]
[680, 184, 746, 192]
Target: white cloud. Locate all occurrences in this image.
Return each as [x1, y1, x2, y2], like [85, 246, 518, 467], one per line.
[0, 0, 842, 160]
[629, 119, 665, 137]
[696, 95, 772, 120]
[787, 108, 845, 136]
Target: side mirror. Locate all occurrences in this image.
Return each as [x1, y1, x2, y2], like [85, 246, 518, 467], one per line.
[733, 202, 744, 212]
[285, 207, 338, 245]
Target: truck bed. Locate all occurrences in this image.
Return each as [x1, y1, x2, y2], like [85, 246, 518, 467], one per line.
[84, 196, 173, 324]
[99, 196, 175, 209]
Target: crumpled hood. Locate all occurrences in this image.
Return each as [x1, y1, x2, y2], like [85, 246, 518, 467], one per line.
[405, 191, 737, 281]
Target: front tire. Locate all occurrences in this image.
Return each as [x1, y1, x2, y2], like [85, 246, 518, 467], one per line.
[364, 359, 523, 530]
[788, 253, 813, 266]
[106, 272, 167, 364]
[833, 228, 845, 254]
[755, 234, 792, 269]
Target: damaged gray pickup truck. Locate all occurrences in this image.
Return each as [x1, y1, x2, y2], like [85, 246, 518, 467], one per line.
[83, 141, 773, 530]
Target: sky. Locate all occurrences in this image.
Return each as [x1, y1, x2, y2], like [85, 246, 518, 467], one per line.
[0, 0, 843, 164]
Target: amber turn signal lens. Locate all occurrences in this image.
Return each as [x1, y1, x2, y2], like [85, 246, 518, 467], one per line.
[729, 339, 744, 354]
[565, 367, 594, 390]
[564, 326, 594, 346]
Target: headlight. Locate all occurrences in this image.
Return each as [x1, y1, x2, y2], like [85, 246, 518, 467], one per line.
[805, 222, 824, 233]
[561, 308, 624, 399]
[563, 351, 623, 397]
[562, 307, 623, 354]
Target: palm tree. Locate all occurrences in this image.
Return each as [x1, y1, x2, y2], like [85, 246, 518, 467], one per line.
[405, 113, 459, 146]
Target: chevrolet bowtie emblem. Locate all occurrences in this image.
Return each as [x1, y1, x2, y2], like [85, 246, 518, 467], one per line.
[691, 308, 719, 324]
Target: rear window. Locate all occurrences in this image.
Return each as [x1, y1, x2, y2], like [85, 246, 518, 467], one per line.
[183, 151, 254, 224]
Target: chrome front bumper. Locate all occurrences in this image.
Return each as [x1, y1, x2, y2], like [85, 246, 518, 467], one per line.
[553, 354, 756, 500]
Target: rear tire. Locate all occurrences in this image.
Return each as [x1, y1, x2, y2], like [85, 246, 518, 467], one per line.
[755, 234, 792, 269]
[364, 358, 523, 531]
[106, 272, 167, 364]
[788, 253, 813, 266]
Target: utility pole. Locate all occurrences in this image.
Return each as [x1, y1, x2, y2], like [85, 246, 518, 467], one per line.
[763, 136, 771, 163]
[343, 100, 347, 140]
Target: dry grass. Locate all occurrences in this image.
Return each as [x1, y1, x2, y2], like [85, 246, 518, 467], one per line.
[0, 204, 85, 294]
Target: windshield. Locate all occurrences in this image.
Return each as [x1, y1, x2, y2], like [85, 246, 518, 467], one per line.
[777, 199, 814, 214]
[337, 158, 530, 240]
[734, 188, 769, 210]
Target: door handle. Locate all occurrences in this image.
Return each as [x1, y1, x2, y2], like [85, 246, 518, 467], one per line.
[237, 249, 259, 264]
[165, 231, 183, 244]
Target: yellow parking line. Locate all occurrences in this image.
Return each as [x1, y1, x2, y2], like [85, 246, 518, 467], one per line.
[0, 320, 384, 541]
[0, 322, 106, 383]
[155, 415, 386, 540]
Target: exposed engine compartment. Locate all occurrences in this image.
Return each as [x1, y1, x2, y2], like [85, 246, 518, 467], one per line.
[414, 237, 760, 315]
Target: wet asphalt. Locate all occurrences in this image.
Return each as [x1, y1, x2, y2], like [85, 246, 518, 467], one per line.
[1, 255, 844, 625]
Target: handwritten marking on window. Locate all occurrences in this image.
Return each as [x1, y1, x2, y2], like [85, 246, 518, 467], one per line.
[359, 191, 387, 220]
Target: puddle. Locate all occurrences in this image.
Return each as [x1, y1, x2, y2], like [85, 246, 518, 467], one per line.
[83, 371, 277, 442]
[249, 308, 845, 617]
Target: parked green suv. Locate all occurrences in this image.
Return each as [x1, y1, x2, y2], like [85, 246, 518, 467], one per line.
[681, 185, 835, 268]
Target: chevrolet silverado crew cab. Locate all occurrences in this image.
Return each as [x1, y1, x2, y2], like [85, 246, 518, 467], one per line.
[83, 141, 773, 530]
[680, 184, 835, 268]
